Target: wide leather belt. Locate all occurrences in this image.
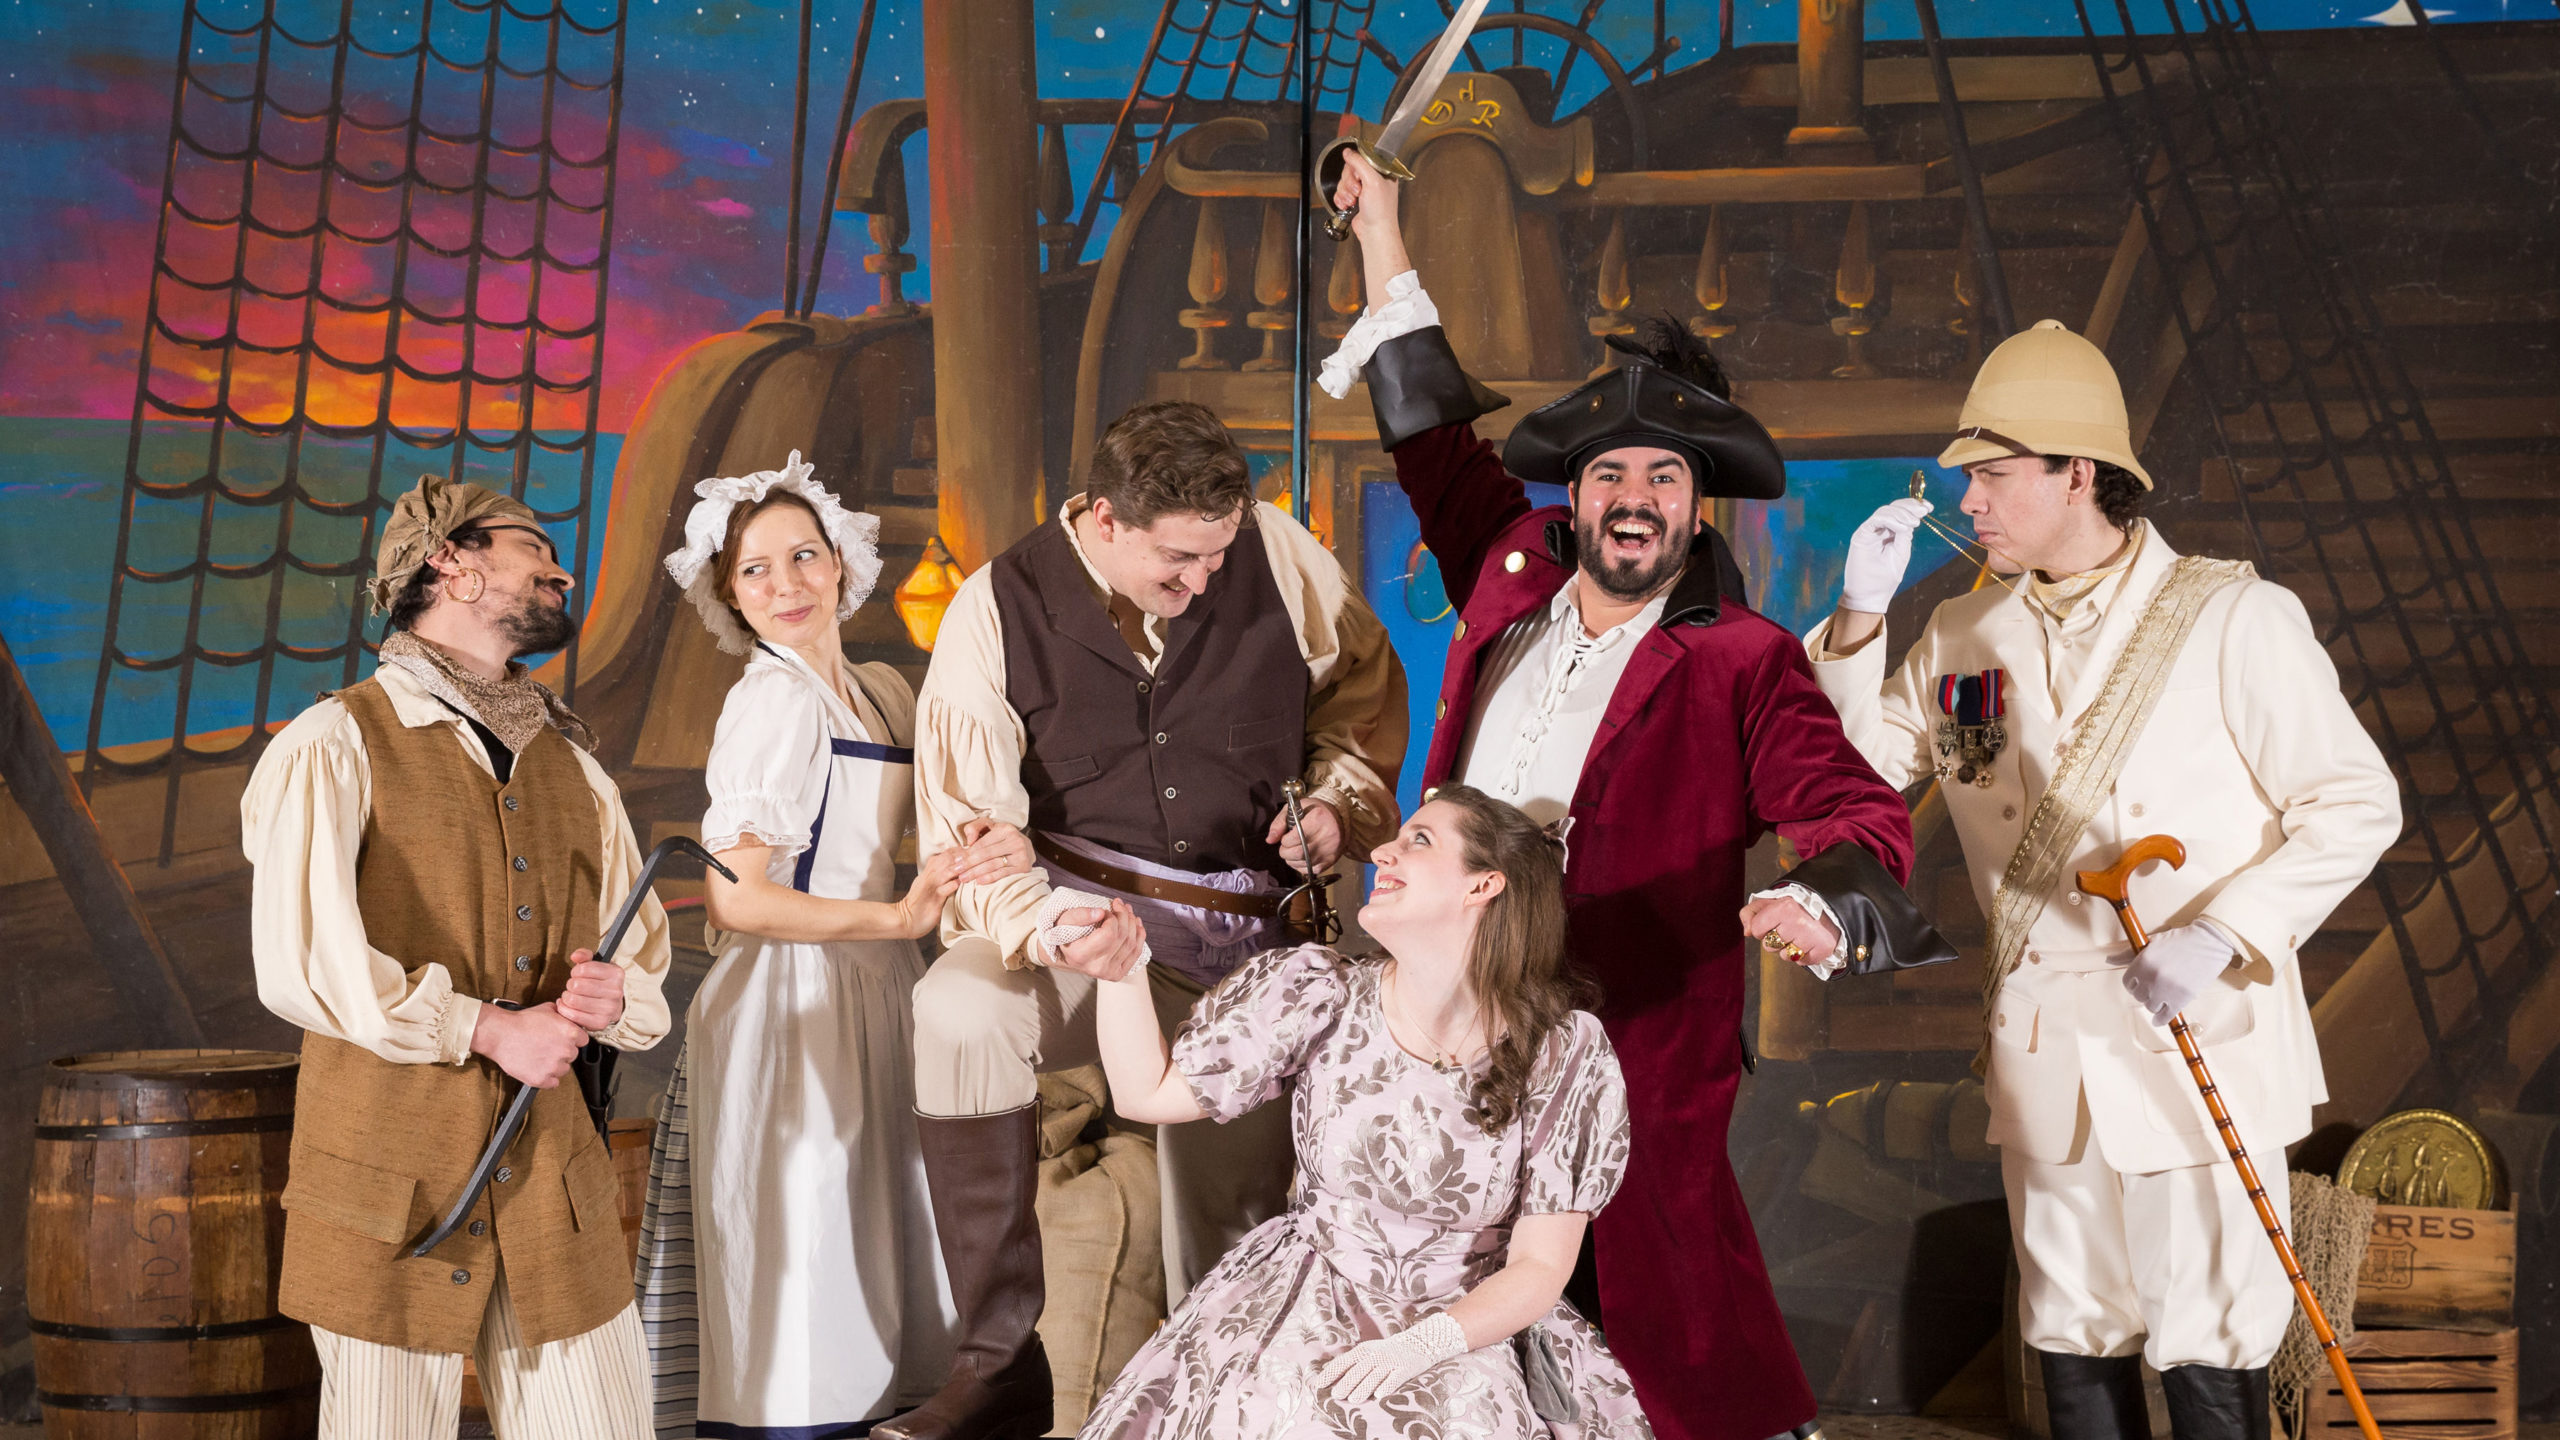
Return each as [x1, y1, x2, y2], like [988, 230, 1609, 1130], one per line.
[1032, 833, 1286, 921]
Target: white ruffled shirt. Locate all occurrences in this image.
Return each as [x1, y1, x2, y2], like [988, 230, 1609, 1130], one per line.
[1455, 578, 1667, 827]
[1318, 270, 1441, 399]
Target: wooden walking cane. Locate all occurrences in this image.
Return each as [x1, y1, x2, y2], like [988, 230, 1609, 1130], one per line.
[2076, 836, 2385, 1440]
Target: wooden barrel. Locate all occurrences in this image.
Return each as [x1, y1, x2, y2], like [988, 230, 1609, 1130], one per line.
[29, 1050, 319, 1438]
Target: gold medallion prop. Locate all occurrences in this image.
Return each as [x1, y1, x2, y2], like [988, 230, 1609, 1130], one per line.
[2337, 1109, 2507, 1211]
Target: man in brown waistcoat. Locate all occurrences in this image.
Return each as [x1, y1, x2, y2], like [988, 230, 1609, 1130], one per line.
[880, 400, 1407, 1440]
[241, 476, 671, 1439]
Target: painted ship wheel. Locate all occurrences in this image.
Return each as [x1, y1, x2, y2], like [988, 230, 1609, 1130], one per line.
[1380, 15, 1651, 170]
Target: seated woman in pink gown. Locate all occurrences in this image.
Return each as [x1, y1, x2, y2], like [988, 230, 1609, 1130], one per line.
[1076, 783, 1652, 1439]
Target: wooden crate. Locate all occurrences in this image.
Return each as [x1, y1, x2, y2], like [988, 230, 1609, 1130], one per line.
[2355, 1204, 2515, 1329]
[2300, 1326, 2516, 1440]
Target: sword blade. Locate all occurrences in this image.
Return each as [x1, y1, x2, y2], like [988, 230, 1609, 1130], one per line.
[1373, 0, 1496, 161]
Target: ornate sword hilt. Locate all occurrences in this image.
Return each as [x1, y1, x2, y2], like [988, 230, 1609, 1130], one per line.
[1278, 779, 1341, 944]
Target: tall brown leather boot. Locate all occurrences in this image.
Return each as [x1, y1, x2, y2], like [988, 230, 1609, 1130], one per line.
[874, 1104, 1052, 1440]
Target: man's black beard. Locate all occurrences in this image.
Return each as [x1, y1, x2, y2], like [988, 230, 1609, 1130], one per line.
[1574, 503, 1695, 603]
[497, 587, 577, 657]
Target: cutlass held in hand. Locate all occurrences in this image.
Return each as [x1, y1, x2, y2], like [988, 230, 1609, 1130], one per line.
[409, 835, 737, 1259]
[1312, 0, 1496, 239]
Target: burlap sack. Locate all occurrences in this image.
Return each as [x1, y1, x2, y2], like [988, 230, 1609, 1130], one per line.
[1034, 1066, 1165, 1436]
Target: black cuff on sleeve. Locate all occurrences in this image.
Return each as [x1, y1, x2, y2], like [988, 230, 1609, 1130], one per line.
[1365, 327, 1512, 450]
[1788, 843, 1960, 976]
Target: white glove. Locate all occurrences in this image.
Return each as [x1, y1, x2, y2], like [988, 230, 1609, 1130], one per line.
[2118, 919, 2245, 1026]
[1315, 1311, 1468, 1405]
[1841, 498, 1935, 615]
[1034, 887, 1147, 970]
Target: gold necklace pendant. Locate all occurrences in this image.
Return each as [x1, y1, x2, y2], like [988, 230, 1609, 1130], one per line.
[1388, 969, 1476, 1074]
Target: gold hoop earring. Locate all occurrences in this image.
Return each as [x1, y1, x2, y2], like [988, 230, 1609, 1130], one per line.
[451, 571, 486, 604]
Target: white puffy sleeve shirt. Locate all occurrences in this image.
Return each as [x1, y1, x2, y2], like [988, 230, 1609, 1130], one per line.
[240, 663, 673, 1066]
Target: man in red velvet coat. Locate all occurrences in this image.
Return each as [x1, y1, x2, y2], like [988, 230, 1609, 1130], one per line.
[1324, 154, 1947, 1440]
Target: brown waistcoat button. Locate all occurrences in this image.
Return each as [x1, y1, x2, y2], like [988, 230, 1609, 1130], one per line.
[494, 1167, 513, 1184]
[516, 905, 532, 921]
[513, 856, 527, 872]
[514, 956, 532, 972]
[503, 795, 519, 811]
[468, 1220, 486, 1237]
[451, 1269, 471, 1285]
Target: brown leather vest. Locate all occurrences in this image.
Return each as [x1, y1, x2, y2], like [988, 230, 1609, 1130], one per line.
[276, 678, 630, 1351]
[991, 518, 1307, 878]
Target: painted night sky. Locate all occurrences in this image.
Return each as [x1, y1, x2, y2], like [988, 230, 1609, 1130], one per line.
[0, 0, 2549, 754]
[4, 0, 2548, 435]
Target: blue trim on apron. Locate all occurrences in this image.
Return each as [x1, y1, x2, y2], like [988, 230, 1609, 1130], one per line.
[791, 740, 916, 894]
[831, 737, 915, 765]
[695, 1419, 884, 1439]
[752, 645, 918, 893]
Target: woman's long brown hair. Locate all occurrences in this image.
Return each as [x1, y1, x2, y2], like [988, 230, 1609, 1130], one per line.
[1419, 784, 1595, 1132]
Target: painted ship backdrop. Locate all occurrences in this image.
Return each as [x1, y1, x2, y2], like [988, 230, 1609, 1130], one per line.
[2, 0, 2557, 1431]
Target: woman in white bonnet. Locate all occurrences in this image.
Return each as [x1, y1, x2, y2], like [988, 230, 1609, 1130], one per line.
[637, 453, 1032, 1438]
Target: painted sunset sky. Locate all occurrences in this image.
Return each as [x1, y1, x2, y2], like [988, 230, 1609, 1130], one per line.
[5, 0, 2544, 435]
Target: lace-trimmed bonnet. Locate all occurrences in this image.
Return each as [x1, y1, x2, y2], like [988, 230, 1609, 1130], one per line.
[661, 451, 883, 655]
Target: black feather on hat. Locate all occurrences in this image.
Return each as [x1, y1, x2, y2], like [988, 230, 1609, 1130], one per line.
[1500, 312, 1786, 500]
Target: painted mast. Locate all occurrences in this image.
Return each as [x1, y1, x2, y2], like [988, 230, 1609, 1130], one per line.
[924, 0, 1046, 569]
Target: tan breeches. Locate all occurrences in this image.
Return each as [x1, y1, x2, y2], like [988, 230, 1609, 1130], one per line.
[310, 1265, 649, 1440]
[911, 936, 1296, 1306]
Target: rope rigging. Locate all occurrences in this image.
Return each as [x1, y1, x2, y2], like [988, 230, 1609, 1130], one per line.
[86, 0, 629, 864]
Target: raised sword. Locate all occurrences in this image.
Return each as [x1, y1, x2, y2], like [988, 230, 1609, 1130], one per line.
[1313, 0, 1497, 239]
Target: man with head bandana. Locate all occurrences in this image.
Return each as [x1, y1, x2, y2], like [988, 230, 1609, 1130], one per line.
[1325, 154, 1940, 1440]
[240, 476, 670, 1440]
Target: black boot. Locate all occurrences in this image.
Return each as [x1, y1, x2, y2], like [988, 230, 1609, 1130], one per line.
[873, 1106, 1053, 1440]
[2041, 1350, 2151, 1440]
[2160, 1364, 2271, 1440]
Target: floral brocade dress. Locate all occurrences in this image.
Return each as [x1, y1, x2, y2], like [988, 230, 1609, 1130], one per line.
[1080, 946, 1653, 1440]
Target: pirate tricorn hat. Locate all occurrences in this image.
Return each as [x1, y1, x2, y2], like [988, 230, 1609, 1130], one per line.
[1500, 317, 1787, 499]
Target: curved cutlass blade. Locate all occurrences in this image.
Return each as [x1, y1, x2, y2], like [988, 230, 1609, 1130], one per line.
[1316, 0, 1497, 238]
[408, 836, 738, 1258]
[1377, 0, 1497, 161]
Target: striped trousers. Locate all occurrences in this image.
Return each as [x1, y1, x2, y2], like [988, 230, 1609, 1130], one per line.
[311, 1264, 650, 1440]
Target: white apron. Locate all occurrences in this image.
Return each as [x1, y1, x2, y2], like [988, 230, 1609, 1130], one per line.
[637, 644, 955, 1436]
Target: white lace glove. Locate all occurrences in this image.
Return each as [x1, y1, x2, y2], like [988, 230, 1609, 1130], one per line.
[2118, 919, 2245, 1026]
[1842, 498, 1935, 614]
[1315, 1311, 1468, 1405]
[1034, 887, 1148, 970]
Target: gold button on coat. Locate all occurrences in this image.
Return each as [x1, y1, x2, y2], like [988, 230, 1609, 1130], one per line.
[1435, 699, 1446, 719]
[1453, 620, 1467, 641]
[1504, 551, 1526, 573]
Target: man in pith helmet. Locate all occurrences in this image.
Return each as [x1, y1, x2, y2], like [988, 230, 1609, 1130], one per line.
[1803, 320, 2401, 1440]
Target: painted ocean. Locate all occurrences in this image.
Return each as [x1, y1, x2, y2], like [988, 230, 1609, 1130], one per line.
[0, 418, 621, 753]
